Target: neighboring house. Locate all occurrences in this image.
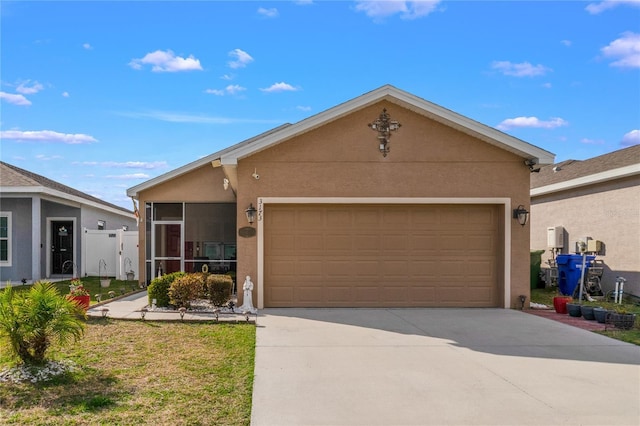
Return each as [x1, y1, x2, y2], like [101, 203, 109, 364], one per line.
[0, 161, 137, 284]
[530, 145, 640, 298]
[127, 85, 554, 309]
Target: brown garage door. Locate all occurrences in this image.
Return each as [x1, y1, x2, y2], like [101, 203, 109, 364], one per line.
[264, 204, 501, 308]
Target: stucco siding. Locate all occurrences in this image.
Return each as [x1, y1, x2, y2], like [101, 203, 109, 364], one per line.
[531, 175, 640, 296]
[236, 102, 531, 308]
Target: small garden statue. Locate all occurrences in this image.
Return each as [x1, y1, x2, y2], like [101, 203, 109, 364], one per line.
[238, 275, 257, 314]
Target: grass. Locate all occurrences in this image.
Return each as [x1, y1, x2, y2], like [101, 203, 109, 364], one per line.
[0, 319, 256, 425]
[531, 286, 640, 345]
[9, 277, 143, 306]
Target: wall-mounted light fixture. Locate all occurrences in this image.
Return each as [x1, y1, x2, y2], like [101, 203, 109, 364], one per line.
[368, 108, 401, 157]
[513, 205, 530, 227]
[245, 203, 257, 225]
[223, 178, 230, 190]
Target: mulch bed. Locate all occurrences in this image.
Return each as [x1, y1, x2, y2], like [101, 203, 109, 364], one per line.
[526, 308, 607, 331]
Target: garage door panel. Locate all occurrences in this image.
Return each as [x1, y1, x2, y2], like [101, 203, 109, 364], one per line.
[264, 204, 500, 307]
[383, 286, 408, 302]
[325, 234, 353, 251]
[356, 286, 380, 302]
[297, 286, 324, 303]
[295, 234, 324, 252]
[382, 234, 408, 252]
[269, 286, 294, 304]
[354, 234, 381, 252]
[326, 287, 352, 303]
[352, 260, 380, 277]
[325, 260, 352, 277]
[295, 260, 323, 277]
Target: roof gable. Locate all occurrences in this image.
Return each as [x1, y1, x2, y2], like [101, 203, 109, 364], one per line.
[127, 85, 555, 197]
[1, 161, 134, 217]
[220, 85, 555, 166]
[530, 145, 640, 196]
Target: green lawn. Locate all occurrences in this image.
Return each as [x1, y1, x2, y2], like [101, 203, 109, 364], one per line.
[0, 319, 255, 425]
[531, 286, 640, 345]
[9, 277, 143, 305]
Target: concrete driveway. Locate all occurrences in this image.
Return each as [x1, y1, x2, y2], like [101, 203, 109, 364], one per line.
[251, 309, 639, 426]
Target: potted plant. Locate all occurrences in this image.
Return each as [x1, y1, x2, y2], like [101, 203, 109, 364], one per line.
[553, 295, 573, 314]
[593, 307, 609, 324]
[68, 279, 91, 311]
[608, 309, 637, 330]
[581, 305, 596, 321]
[566, 301, 582, 317]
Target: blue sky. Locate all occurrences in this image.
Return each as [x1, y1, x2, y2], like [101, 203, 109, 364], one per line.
[1, 0, 639, 210]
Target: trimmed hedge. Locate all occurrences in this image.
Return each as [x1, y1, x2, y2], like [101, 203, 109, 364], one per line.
[207, 274, 233, 307]
[169, 274, 206, 308]
[147, 272, 186, 307]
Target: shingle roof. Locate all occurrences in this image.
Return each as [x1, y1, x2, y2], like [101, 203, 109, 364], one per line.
[530, 145, 640, 189]
[0, 161, 134, 214]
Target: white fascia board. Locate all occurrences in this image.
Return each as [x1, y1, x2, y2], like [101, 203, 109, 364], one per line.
[2, 186, 134, 219]
[220, 85, 555, 165]
[531, 164, 640, 197]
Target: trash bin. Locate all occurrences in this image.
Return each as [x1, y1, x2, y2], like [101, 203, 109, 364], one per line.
[556, 254, 596, 296]
[530, 250, 546, 289]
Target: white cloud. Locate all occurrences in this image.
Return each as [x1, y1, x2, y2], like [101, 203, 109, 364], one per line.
[621, 129, 640, 146]
[62, 91, 70, 97]
[541, 82, 552, 89]
[221, 74, 234, 81]
[227, 49, 254, 69]
[355, 0, 441, 20]
[35, 154, 64, 161]
[0, 130, 97, 144]
[105, 173, 150, 179]
[129, 49, 203, 72]
[260, 82, 299, 93]
[580, 138, 605, 145]
[491, 61, 551, 77]
[16, 80, 44, 94]
[258, 7, 279, 18]
[83, 43, 92, 50]
[561, 40, 572, 47]
[205, 85, 246, 96]
[601, 32, 640, 68]
[74, 161, 168, 170]
[586, 0, 640, 14]
[0, 92, 31, 106]
[496, 117, 568, 131]
[296, 105, 312, 111]
[117, 110, 281, 125]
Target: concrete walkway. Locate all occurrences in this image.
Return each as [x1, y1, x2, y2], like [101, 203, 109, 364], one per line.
[87, 296, 640, 425]
[251, 308, 640, 426]
[86, 291, 252, 322]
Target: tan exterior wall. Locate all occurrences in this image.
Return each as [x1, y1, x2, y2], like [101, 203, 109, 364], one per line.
[235, 102, 532, 308]
[531, 176, 640, 296]
[135, 165, 236, 282]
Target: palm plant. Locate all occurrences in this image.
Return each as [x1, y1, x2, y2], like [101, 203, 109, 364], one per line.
[0, 281, 86, 365]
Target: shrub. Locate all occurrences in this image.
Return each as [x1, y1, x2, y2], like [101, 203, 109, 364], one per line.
[169, 274, 205, 308]
[207, 274, 233, 307]
[0, 281, 85, 365]
[147, 272, 186, 307]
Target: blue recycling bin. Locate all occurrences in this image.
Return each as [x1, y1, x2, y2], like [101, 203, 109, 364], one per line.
[556, 254, 596, 296]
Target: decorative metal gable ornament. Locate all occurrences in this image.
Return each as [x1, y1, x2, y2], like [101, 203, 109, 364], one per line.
[368, 108, 401, 157]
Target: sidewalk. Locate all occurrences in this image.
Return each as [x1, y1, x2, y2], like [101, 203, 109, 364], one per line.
[86, 291, 254, 323]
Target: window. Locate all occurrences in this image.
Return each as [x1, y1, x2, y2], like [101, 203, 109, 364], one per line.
[0, 212, 11, 266]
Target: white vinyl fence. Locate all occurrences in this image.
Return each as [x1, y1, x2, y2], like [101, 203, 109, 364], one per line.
[81, 229, 139, 281]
